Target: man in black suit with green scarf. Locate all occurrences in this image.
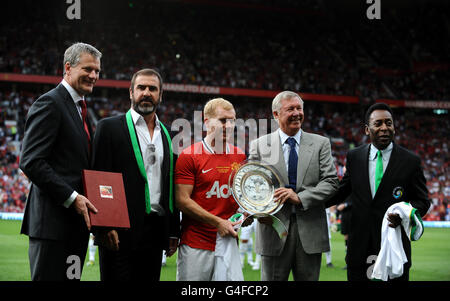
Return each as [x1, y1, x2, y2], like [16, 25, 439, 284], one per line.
[327, 103, 430, 281]
[91, 68, 180, 281]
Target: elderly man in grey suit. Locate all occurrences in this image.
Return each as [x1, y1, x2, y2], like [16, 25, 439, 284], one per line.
[248, 91, 338, 281]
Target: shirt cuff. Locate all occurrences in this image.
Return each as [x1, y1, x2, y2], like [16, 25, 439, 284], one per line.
[63, 191, 78, 208]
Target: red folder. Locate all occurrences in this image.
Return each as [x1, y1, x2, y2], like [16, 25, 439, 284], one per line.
[82, 169, 130, 229]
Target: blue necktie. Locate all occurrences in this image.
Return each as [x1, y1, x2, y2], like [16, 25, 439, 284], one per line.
[287, 137, 298, 190]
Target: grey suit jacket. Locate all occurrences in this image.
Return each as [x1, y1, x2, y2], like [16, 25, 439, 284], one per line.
[248, 130, 338, 256]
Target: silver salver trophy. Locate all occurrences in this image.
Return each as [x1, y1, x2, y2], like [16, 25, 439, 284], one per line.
[229, 160, 288, 238]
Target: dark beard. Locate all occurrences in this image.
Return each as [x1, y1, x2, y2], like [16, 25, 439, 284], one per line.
[133, 97, 158, 116]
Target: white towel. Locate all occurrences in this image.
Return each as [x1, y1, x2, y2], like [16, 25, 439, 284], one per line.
[213, 234, 244, 281]
[371, 202, 424, 281]
[212, 213, 244, 281]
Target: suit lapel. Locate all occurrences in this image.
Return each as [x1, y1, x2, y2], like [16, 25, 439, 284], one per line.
[296, 131, 313, 188]
[86, 115, 94, 139]
[271, 132, 289, 185]
[358, 144, 372, 201]
[121, 114, 140, 161]
[160, 123, 169, 181]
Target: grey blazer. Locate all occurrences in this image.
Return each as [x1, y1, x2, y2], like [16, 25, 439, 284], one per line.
[248, 130, 338, 256]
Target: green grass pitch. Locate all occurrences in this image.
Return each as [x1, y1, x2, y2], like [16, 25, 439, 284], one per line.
[1, 220, 449, 281]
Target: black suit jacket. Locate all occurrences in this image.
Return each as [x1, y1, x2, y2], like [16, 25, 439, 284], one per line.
[327, 143, 430, 269]
[20, 84, 92, 240]
[91, 114, 180, 250]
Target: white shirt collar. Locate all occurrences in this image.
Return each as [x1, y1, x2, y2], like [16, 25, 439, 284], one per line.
[202, 138, 230, 154]
[129, 108, 160, 129]
[278, 128, 302, 146]
[369, 142, 393, 160]
[61, 79, 84, 103]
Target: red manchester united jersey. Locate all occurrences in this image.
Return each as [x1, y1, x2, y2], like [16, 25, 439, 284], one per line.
[175, 141, 246, 251]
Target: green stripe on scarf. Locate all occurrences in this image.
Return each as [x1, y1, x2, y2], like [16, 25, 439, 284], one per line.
[126, 110, 151, 214]
[159, 122, 174, 214]
[126, 110, 174, 214]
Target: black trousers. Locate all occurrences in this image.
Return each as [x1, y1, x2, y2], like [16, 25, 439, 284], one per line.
[347, 233, 410, 281]
[347, 262, 410, 281]
[99, 213, 165, 281]
[28, 234, 89, 281]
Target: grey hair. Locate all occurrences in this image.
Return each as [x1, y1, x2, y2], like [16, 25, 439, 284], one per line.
[63, 42, 102, 75]
[272, 90, 303, 114]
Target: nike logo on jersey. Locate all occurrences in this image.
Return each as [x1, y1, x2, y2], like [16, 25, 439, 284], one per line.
[202, 168, 213, 174]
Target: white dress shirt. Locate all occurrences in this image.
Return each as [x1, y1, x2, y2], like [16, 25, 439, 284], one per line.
[368, 142, 393, 199]
[278, 128, 302, 173]
[130, 108, 165, 215]
[61, 79, 84, 121]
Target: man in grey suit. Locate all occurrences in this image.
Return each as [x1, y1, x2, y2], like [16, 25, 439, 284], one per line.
[248, 91, 338, 281]
[20, 42, 101, 280]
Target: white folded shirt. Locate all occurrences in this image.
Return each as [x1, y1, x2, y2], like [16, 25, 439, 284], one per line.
[371, 202, 424, 281]
[212, 213, 244, 281]
[213, 233, 244, 281]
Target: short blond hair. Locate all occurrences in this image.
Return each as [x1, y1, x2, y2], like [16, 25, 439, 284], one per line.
[203, 98, 234, 119]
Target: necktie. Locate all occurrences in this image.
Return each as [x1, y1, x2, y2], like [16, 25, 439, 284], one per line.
[287, 137, 298, 190]
[374, 150, 383, 192]
[79, 100, 91, 149]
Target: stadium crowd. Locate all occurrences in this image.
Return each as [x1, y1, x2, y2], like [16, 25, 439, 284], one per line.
[0, 91, 30, 212]
[0, 89, 448, 220]
[1, 0, 448, 101]
[0, 1, 448, 219]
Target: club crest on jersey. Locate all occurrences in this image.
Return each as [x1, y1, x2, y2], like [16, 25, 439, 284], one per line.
[231, 162, 241, 172]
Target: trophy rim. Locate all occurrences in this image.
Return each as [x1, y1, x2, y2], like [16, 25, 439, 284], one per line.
[230, 161, 284, 216]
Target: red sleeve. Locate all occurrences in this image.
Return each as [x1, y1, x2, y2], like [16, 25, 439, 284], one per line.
[174, 151, 196, 185]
